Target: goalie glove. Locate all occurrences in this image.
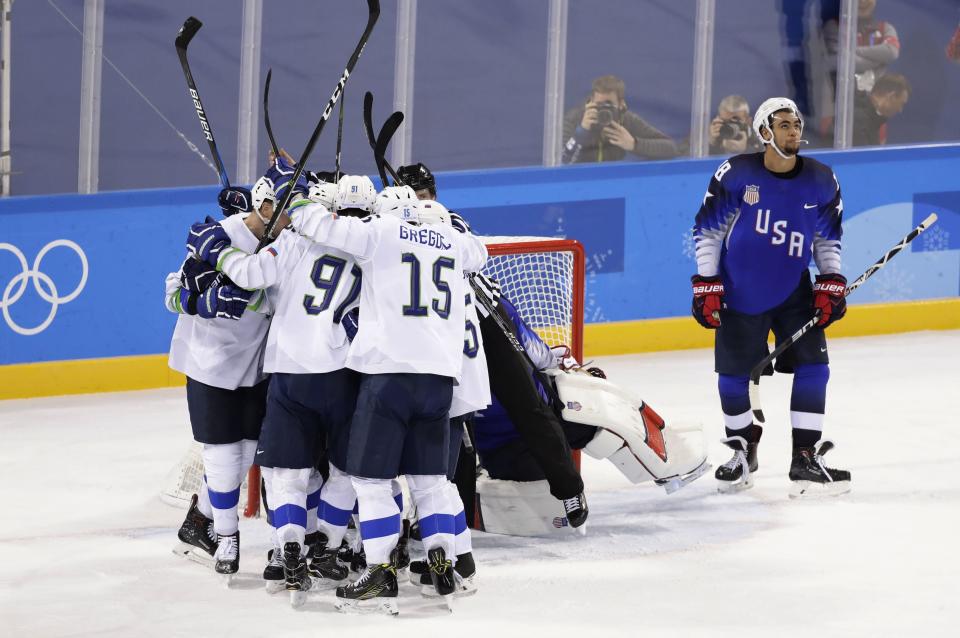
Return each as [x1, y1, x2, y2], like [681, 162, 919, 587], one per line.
[471, 272, 501, 318]
[813, 273, 847, 328]
[691, 274, 724, 329]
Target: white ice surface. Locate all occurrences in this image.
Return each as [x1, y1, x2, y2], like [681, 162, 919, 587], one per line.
[1, 331, 958, 637]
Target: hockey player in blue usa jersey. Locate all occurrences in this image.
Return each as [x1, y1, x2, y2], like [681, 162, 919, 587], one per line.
[691, 97, 851, 498]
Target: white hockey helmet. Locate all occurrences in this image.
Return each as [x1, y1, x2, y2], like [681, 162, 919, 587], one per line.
[752, 97, 804, 144]
[417, 199, 452, 227]
[307, 180, 338, 209]
[373, 185, 418, 216]
[334, 174, 377, 212]
[377, 193, 421, 225]
[251, 176, 276, 211]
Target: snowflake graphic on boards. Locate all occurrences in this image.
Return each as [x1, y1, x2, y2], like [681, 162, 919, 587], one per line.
[681, 228, 696, 261]
[871, 263, 915, 302]
[921, 225, 950, 252]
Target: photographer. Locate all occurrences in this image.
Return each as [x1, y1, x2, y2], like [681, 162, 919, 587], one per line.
[709, 95, 761, 156]
[561, 75, 677, 164]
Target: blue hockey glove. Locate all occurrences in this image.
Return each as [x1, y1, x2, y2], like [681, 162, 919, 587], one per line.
[218, 186, 252, 217]
[264, 155, 308, 206]
[342, 307, 360, 342]
[196, 282, 254, 320]
[187, 216, 231, 267]
[180, 256, 220, 293]
[448, 211, 471, 234]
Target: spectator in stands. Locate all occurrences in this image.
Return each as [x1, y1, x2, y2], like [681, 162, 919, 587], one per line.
[561, 75, 677, 164]
[851, 72, 911, 147]
[708, 95, 761, 156]
[823, 0, 900, 93]
[947, 21, 960, 64]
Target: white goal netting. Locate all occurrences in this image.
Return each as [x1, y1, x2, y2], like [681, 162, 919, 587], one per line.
[161, 236, 584, 514]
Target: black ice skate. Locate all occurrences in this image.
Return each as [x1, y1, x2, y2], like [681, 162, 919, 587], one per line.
[307, 533, 348, 586]
[395, 520, 411, 573]
[173, 493, 218, 565]
[334, 551, 399, 616]
[420, 551, 477, 597]
[427, 547, 456, 607]
[263, 547, 284, 594]
[789, 440, 851, 498]
[338, 540, 367, 573]
[561, 492, 589, 531]
[213, 531, 239, 584]
[716, 426, 762, 493]
[282, 541, 312, 608]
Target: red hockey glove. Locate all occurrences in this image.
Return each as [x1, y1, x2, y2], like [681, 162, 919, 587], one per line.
[691, 275, 724, 329]
[813, 273, 847, 328]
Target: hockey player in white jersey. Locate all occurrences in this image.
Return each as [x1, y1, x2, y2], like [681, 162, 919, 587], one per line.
[210, 167, 377, 606]
[166, 184, 273, 580]
[286, 193, 487, 614]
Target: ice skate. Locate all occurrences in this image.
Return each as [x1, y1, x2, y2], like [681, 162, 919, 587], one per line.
[213, 531, 239, 585]
[172, 493, 218, 566]
[307, 534, 348, 587]
[656, 457, 712, 494]
[421, 551, 477, 597]
[716, 427, 761, 493]
[426, 547, 455, 609]
[282, 541, 312, 608]
[263, 547, 284, 594]
[334, 552, 399, 616]
[561, 492, 588, 532]
[789, 440, 851, 498]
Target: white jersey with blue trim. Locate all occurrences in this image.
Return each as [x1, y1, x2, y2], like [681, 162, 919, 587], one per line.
[450, 289, 491, 418]
[215, 206, 361, 374]
[290, 203, 489, 380]
[166, 213, 271, 390]
[693, 152, 843, 314]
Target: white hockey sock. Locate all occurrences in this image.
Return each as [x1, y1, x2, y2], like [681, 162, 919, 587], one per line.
[317, 463, 357, 548]
[269, 467, 311, 550]
[240, 438, 258, 473]
[352, 476, 401, 565]
[447, 481, 472, 556]
[197, 475, 213, 518]
[201, 442, 245, 536]
[407, 474, 456, 562]
[306, 468, 323, 536]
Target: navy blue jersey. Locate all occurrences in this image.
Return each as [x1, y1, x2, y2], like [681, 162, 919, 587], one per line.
[693, 153, 843, 314]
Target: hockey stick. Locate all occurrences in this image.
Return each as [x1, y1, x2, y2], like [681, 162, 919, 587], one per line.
[175, 17, 230, 189]
[256, 0, 380, 251]
[362, 91, 404, 186]
[334, 87, 346, 183]
[748, 212, 939, 423]
[263, 68, 280, 159]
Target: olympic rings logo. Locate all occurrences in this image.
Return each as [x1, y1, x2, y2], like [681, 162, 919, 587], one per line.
[0, 240, 89, 336]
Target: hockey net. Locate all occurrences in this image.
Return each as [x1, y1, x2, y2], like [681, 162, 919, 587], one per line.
[160, 236, 585, 517]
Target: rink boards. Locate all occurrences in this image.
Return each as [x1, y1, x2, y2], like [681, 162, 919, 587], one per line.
[1, 144, 958, 398]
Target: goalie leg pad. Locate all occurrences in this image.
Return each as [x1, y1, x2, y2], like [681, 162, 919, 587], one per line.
[474, 473, 575, 537]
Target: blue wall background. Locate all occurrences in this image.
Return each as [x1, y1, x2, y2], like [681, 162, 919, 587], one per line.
[9, 1, 960, 196]
[2, 145, 958, 366]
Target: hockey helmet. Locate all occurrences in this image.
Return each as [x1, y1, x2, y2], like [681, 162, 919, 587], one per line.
[251, 176, 276, 211]
[397, 162, 436, 198]
[752, 97, 804, 144]
[417, 200, 452, 227]
[334, 175, 377, 212]
[307, 180, 338, 210]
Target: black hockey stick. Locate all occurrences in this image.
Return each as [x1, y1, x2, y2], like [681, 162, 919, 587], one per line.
[362, 91, 404, 186]
[263, 68, 280, 159]
[175, 17, 230, 189]
[334, 87, 346, 183]
[256, 0, 380, 251]
[748, 212, 939, 423]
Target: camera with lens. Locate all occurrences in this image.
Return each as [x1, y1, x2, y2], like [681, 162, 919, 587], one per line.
[717, 119, 748, 141]
[592, 101, 620, 130]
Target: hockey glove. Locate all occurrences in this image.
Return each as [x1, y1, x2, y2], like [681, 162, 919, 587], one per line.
[342, 307, 360, 342]
[218, 186, 253, 217]
[264, 155, 308, 206]
[180, 256, 220, 294]
[813, 273, 847, 328]
[196, 281, 254, 320]
[471, 272, 501, 318]
[448, 211, 471, 234]
[187, 217, 231, 267]
[691, 274, 724, 329]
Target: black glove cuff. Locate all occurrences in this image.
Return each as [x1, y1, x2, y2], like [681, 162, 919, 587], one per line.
[185, 292, 200, 316]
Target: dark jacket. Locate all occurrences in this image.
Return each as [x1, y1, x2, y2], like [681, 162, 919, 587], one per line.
[561, 104, 677, 164]
[852, 90, 887, 146]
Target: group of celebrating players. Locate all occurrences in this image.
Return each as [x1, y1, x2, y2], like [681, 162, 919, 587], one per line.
[164, 93, 853, 616]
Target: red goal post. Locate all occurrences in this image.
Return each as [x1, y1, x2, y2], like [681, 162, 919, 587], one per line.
[162, 236, 585, 518]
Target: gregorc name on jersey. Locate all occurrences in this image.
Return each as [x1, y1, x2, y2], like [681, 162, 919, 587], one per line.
[399, 224, 452, 250]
